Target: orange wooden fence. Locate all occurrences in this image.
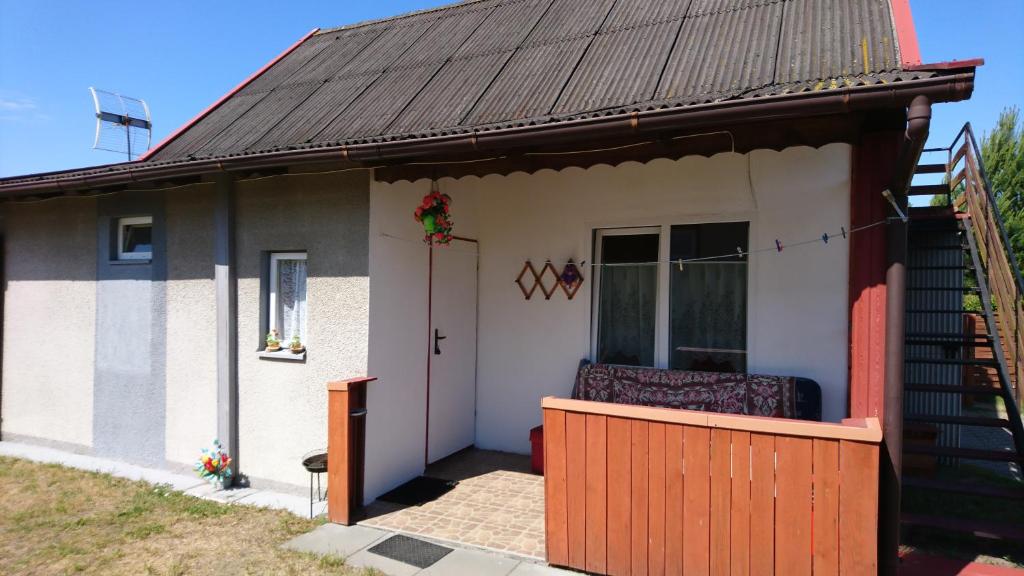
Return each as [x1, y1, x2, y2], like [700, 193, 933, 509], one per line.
[542, 397, 883, 576]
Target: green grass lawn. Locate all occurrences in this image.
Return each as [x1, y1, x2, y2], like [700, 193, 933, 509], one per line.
[0, 456, 377, 575]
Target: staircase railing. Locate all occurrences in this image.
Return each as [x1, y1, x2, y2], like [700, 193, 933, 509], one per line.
[949, 122, 1024, 412]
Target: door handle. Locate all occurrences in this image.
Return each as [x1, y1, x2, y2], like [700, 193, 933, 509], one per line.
[434, 329, 447, 355]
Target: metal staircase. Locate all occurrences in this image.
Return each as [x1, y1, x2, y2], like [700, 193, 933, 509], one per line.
[900, 124, 1024, 545]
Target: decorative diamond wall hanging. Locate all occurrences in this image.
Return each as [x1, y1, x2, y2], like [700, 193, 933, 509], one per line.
[515, 259, 585, 300]
[516, 261, 540, 299]
[537, 261, 560, 300]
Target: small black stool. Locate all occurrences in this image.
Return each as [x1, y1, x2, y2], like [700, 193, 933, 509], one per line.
[301, 449, 328, 518]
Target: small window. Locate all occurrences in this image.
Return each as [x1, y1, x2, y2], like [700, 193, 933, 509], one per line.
[117, 216, 153, 260]
[268, 252, 308, 346]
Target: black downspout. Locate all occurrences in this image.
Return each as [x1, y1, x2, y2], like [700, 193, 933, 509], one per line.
[880, 95, 931, 575]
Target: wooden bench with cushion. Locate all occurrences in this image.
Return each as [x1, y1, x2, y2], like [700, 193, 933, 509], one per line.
[529, 361, 822, 473]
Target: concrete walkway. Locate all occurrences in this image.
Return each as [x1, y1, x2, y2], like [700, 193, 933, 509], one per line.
[0, 440, 325, 517]
[284, 523, 573, 576]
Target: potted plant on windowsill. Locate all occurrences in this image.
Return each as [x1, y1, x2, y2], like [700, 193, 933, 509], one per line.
[265, 330, 282, 352]
[289, 335, 305, 354]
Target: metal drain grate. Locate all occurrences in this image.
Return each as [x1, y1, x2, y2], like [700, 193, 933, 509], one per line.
[367, 534, 453, 569]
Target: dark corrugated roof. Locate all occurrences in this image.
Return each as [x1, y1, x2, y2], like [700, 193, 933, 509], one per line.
[4, 0, 975, 190]
[143, 0, 912, 163]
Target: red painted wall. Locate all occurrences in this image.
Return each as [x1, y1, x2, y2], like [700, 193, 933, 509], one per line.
[849, 131, 901, 420]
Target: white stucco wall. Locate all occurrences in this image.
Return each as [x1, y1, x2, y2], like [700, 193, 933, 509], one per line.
[1, 198, 97, 450]
[235, 171, 370, 491]
[368, 144, 852, 486]
[164, 186, 218, 468]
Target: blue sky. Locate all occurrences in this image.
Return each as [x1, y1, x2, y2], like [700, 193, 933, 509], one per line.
[0, 0, 1021, 178]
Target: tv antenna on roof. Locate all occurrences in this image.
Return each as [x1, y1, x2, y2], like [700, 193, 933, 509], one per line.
[89, 87, 152, 160]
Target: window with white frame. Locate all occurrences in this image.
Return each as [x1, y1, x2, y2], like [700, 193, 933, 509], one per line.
[592, 222, 749, 372]
[268, 252, 308, 347]
[117, 216, 153, 260]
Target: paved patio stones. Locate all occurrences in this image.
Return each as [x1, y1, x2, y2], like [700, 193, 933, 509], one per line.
[361, 449, 545, 559]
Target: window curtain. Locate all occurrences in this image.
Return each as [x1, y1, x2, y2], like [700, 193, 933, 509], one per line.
[598, 264, 657, 366]
[278, 259, 307, 343]
[670, 262, 747, 371]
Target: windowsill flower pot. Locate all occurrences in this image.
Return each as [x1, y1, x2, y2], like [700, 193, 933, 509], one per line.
[265, 329, 282, 352]
[290, 336, 305, 354]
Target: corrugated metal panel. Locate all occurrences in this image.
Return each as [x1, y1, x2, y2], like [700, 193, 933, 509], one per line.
[523, 0, 616, 44]
[553, 20, 681, 114]
[656, 0, 784, 101]
[390, 6, 494, 68]
[905, 228, 964, 456]
[687, 0, 780, 16]
[142, 0, 913, 163]
[331, 19, 438, 77]
[776, 0, 898, 83]
[314, 63, 445, 142]
[251, 73, 381, 150]
[151, 93, 264, 160]
[239, 33, 337, 95]
[453, 0, 551, 57]
[462, 37, 590, 125]
[602, 0, 692, 31]
[195, 82, 324, 156]
[387, 51, 513, 135]
[279, 27, 388, 85]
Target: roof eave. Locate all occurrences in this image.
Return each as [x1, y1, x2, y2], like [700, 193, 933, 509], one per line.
[0, 69, 976, 198]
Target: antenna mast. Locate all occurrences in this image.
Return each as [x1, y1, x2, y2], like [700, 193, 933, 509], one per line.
[89, 87, 152, 160]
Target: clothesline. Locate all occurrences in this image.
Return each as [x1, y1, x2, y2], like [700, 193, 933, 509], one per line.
[381, 217, 894, 268]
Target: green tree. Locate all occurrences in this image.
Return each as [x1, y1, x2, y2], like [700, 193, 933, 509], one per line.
[983, 107, 1024, 261]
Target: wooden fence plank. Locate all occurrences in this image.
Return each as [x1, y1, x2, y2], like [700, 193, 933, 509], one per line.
[730, 431, 751, 576]
[631, 420, 650, 576]
[665, 425, 684, 575]
[684, 426, 712, 575]
[775, 436, 812, 576]
[711, 428, 731, 576]
[839, 440, 880, 576]
[750, 434, 775, 575]
[607, 417, 632, 576]
[566, 412, 587, 568]
[649, 422, 667, 576]
[586, 414, 608, 575]
[543, 409, 569, 566]
[812, 439, 840, 576]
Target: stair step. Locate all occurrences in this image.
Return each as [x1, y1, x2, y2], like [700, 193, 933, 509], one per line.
[907, 265, 971, 270]
[901, 513, 1024, 542]
[903, 444, 1022, 463]
[904, 357, 999, 367]
[909, 184, 953, 196]
[905, 309, 975, 314]
[904, 414, 1010, 427]
[914, 163, 949, 175]
[905, 286, 979, 292]
[904, 384, 1001, 395]
[908, 245, 966, 251]
[905, 338, 992, 347]
[905, 332, 992, 340]
[903, 476, 1024, 500]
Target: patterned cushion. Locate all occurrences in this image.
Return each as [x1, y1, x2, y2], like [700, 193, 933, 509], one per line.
[573, 363, 797, 419]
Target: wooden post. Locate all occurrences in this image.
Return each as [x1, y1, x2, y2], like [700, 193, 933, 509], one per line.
[327, 376, 376, 525]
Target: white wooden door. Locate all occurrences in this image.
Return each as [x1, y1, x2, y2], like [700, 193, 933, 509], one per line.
[427, 239, 479, 463]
